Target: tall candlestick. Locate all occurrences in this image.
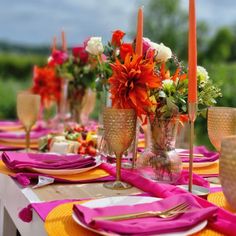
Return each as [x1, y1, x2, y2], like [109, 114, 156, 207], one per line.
[188, 0, 197, 103]
[188, 0, 197, 193]
[52, 36, 57, 52]
[61, 31, 67, 52]
[135, 7, 143, 56]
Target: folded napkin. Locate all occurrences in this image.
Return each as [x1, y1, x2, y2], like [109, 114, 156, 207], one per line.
[2, 152, 96, 171]
[0, 145, 23, 151]
[73, 193, 217, 235]
[0, 129, 49, 140]
[0, 121, 22, 131]
[179, 146, 219, 163]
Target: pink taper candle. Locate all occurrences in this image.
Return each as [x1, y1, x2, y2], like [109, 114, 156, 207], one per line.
[188, 0, 197, 103]
[61, 31, 67, 52]
[135, 7, 143, 56]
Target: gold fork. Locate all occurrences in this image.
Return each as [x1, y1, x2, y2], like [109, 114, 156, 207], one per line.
[93, 202, 190, 221]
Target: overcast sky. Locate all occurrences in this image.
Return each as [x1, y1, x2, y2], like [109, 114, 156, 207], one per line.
[1, 0, 236, 46]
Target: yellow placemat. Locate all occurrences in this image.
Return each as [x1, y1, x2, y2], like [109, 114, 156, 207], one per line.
[44, 200, 223, 236]
[45, 201, 97, 236]
[0, 125, 23, 132]
[208, 191, 235, 213]
[194, 228, 224, 236]
[0, 160, 110, 181]
[183, 162, 219, 176]
[0, 140, 38, 148]
[0, 160, 17, 176]
[194, 191, 235, 236]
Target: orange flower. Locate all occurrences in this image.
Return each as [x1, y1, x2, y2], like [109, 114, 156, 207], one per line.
[111, 30, 125, 47]
[179, 114, 189, 124]
[108, 54, 162, 117]
[160, 63, 186, 82]
[32, 66, 61, 108]
[120, 43, 133, 61]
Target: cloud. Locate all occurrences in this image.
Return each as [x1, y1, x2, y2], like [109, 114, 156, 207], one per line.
[0, 0, 137, 45]
[1, 0, 236, 45]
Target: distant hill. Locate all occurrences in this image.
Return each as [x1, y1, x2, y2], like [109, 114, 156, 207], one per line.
[0, 41, 50, 55]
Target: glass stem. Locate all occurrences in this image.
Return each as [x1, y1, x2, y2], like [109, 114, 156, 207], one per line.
[25, 128, 30, 152]
[116, 155, 122, 181]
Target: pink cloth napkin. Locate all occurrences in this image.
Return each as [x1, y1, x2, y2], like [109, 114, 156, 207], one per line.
[180, 146, 219, 163]
[73, 193, 217, 235]
[0, 129, 49, 140]
[100, 163, 236, 236]
[13, 172, 114, 187]
[19, 199, 78, 222]
[0, 146, 22, 151]
[0, 120, 21, 127]
[2, 152, 96, 171]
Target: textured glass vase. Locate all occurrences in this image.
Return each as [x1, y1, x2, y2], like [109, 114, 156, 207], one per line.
[137, 117, 182, 184]
[220, 135, 236, 210]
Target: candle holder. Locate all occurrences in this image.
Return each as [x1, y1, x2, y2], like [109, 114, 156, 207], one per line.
[185, 102, 209, 197]
[188, 102, 197, 192]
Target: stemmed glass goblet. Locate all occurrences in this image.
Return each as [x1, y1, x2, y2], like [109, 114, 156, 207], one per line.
[207, 107, 236, 151]
[17, 92, 40, 151]
[103, 108, 137, 190]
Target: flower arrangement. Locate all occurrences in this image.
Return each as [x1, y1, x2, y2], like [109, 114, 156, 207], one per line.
[48, 37, 104, 92]
[46, 37, 110, 121]
[31, 65, 61, 109]
[105, 30, 222, 122]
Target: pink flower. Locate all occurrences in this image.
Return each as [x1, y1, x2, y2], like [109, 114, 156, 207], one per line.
[72, 46, 89, 64]
[83, 37, 91, 48]
[101, 54, 107, 62]
[51, 50, 68, 65]
[142, 37, 152, 55]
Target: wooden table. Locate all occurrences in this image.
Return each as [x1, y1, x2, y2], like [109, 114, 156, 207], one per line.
[0, 173, 142, 236]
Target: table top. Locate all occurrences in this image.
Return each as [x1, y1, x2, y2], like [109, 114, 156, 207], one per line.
[0, 121, 229, 236]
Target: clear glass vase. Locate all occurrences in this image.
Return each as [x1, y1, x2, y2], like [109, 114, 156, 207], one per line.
[68, 83, 86, 124]
[137, 116, 182, 184]
[52, 78, 69, 132]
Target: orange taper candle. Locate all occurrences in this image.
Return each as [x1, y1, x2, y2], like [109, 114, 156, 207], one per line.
[52, 36, 57, 52]
[188, 0, 197, 103]
[135, 7, 143, 56]
[61, 30, 67, 52]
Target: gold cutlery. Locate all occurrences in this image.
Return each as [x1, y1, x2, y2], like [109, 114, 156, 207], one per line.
[178, 153, 204, 157]
[93, 202, 190, 221]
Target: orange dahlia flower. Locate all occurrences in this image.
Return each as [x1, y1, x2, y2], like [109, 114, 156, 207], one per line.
[108, 54, 162, 117]
[32, 66, 61, 108]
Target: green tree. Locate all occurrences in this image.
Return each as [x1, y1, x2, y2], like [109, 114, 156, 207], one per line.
[206, 27, 234, 63]
[144, 0, 188, 59]
[144, 0, 210, 62]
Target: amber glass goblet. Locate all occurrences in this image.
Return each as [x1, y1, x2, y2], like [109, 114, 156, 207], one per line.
[17, 92, 40, 151]
[220, 135, 236, 210]
[103, 108, 137, 190]
[207, 107, 236, 151]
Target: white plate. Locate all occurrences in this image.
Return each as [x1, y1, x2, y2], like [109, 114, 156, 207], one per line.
[182, 160, 219, 168]
[30, 160, 101, 175]
[72, 196, 207, 236]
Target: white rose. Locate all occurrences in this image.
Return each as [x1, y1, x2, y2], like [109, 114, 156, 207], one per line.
[85, 37, 104, 55]
[197, 66, 209, 85]
[156, 43, 172, 62]
[162, 79, 174, 88]
[149, 42, 172, 62]
[47, 56, 53, 63]
[148, 41, 159, 51]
